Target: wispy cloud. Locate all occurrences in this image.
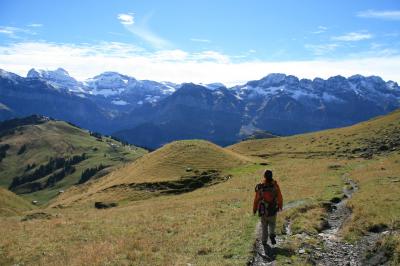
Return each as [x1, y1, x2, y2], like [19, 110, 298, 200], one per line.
[0, 26, 36, 38]
[357, 10, 400, 20]
[305, 43, 339, 56]
[190, 38, 211, 43]
[1, 41, 399, 85]
[331, 32, 373, 42]
[311, 26, 328, 34]
[117, 12, 171, 49]
[117, 13, 134, 25]
[27, 23, 43, 28]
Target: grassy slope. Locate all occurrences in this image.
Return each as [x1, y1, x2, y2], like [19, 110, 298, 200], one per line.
[0, 187, 33, 216]
[53, 139, 252, 206]
[0, 120, 147, 203]
[0, 111, 399, 265]
[229, 109, 400, 158]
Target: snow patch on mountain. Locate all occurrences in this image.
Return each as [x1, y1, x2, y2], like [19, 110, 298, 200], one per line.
[27, 68, 86, 93]
[111, 100, 129, 106]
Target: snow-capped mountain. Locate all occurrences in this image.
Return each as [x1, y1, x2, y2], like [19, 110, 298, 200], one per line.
[27, 68, 86, 93]
[83, 72, 178, 109]
[232, 73, 400, 135]
[26, 69, 178, 109]
[234, 73, 400, 107]
[1, 68, 399, 148]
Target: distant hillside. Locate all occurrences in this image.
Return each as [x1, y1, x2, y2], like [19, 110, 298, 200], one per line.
[242, 130, 278, 140]
[229, 109, 400, 159]
[53, 140, 251, 206]
[0, 187, 33, 216]
[0, 115, 147, 203]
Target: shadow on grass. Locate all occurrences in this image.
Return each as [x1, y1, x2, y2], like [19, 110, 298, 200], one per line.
[263, 244, 295, 261]
[104, 170, 231, 195]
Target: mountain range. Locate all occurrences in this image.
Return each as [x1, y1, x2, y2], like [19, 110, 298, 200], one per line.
[1, 68, 399, 148]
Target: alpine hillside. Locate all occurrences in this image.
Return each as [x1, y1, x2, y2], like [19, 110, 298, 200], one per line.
[0, 115, 147, 203]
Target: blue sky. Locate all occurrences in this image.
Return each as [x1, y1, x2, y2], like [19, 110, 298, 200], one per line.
[0, 0, 399, 84]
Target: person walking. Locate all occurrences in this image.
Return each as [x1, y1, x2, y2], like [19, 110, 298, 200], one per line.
[253, 169, 283, 245]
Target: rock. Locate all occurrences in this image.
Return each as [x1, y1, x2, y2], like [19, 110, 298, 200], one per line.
[330, 197, 342, 204]
[321, 202, 334, 212]
[368, 223, 388, 233]
[21, 212, 52, 221]
[298, 249, 306, 254]
[31, 200, 39, 205]
[328, 164, 342, 170]
[318, 218, 330, 231]
[94, 201, 118, 209]
[197, 248, 211, 255]
[378, 145, 389, 151]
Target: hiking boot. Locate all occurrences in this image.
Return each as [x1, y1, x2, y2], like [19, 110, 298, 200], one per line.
[270, 234, 276, 245]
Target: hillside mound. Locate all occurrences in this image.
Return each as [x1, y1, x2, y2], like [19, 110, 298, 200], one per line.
[0, 115, 147, 203]
[0, 187, 33, 216]
[53, 140, 251, 205]
[229, 109, 400, 159]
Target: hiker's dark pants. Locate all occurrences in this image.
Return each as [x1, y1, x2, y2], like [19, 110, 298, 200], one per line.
[261, 214, 276, 242]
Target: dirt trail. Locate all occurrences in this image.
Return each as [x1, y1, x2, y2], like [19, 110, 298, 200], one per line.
[248, 175, 384, 266]
[248, 201, 304, 265]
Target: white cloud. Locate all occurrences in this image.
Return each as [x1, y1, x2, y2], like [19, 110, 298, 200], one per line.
[27, 23, 43, 27]
[190, 38, 211, 43]
[192, 50, 230, 64]
[357, 10, 400, 20]
[117, 13, 134, 25]
[0, 41, 399, 85]
[124, 25, 171, 49]
[0, 26, 36, 38]
[305, 43, 339, 56]
[311, 26, 328, 34]
[117, 13, 171, 49]
[331, 32, 373, 42]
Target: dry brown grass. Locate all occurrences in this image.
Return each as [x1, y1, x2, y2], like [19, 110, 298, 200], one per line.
[0, 187, 33, 216]
[0, 155, 353, 265]
[52, 140, 252, 206]
[228, 109, 400, 158]
[342, 153, 400, 240]
[1, 111, 400, 265]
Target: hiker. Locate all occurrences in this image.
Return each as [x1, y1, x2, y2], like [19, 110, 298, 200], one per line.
[253, 169, 283, 245]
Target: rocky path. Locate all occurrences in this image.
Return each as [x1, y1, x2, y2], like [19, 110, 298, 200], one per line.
[248, 200, 305, 266]
[248, 175, 385, 266]
[310, 175, 362, 265]
[310, 175, 384, 266]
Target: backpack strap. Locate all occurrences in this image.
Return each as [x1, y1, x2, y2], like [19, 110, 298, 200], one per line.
[255, 183, 264, 201]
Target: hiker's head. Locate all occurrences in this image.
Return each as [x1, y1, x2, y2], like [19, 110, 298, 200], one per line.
[264, 170, 273, 182]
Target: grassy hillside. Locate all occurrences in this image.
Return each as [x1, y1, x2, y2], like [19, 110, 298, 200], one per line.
[0, 111, 399, 265]
[229, 109, 400, 158]
[0, 187, 33, 216]
[0, 115, 147, 203]
[53, 139, 251, 206]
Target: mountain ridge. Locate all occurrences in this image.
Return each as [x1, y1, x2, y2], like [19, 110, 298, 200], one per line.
[1, 68, 399, 148]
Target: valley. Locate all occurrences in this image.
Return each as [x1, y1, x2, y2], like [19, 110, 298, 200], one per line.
[0, 115, 147, 203]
